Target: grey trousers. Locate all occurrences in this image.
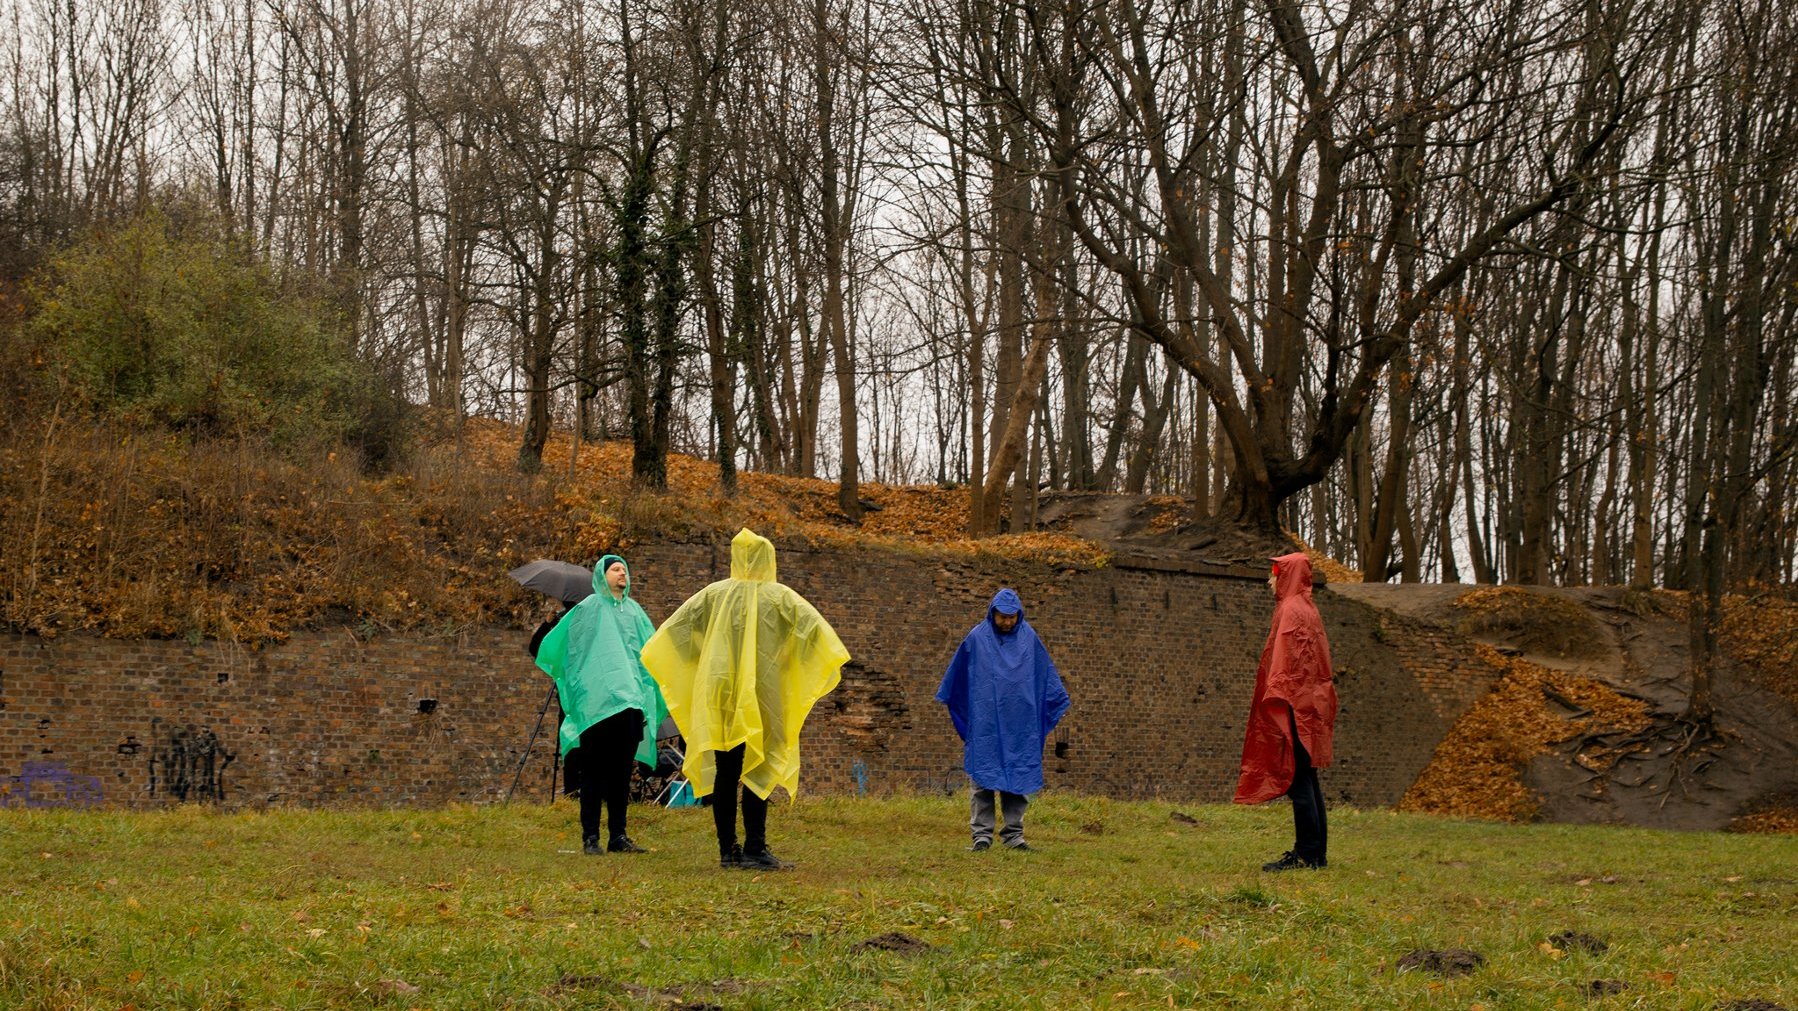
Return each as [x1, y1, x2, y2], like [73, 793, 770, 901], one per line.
[970, 786, 1029, 847]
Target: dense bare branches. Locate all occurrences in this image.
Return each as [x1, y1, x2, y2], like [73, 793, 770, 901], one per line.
[0, 0, 1794, 617]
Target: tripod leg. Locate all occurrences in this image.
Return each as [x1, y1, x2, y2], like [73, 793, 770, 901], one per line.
[507, 686, 558, 802]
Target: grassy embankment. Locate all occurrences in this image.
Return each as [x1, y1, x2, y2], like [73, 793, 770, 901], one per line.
[3, 796, 1793, 1010]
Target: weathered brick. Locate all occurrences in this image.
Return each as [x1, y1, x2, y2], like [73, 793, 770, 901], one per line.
[0, 541, 1495, 809]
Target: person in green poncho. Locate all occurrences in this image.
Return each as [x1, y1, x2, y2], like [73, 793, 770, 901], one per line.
[534, 555, 669, 855]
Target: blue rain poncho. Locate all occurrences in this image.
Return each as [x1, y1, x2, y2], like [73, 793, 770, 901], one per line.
[533, 555, 668, 765]
[640, 529, 850, 801]
[935, 588, 1071, 795]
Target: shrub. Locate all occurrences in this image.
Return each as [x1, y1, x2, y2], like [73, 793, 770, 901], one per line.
[26, 214, 369, 447]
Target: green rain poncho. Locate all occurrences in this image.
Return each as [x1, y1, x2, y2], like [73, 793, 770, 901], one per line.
[533, 555, 668, 766]
[640, 529, 849, 801]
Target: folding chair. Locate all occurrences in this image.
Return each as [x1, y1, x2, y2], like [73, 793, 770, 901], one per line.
[651, 716, 699, 807]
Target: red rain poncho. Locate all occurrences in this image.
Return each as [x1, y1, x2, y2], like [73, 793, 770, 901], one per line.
[1234, 552, 1338, 805]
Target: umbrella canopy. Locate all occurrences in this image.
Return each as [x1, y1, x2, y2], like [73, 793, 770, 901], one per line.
[507, 559, 595, 604]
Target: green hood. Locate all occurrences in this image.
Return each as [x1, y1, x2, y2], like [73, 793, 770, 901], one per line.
[595, 553, 633, 600]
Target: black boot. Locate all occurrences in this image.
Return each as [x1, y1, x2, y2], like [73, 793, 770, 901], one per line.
[719, 844, 744, 869]
[608, 835, 647, 854]
[738, 846, 793, 871]
[582, 836, 603, 856]
[1261, 850, 1326, 872]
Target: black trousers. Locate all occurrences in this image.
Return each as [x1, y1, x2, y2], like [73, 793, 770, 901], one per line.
[1287, 711, 1328, 864]
[710, 744, 768, 856]
[576, 708, 643, 843]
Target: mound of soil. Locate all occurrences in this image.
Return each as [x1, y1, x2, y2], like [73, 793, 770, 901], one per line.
[1396, 949, 1484, 977]
[1446, 586, 1608, 659]
[1548, 931, 1608, 955]
[854, 931, 931, 955]
[1339, 583, 1798, 832]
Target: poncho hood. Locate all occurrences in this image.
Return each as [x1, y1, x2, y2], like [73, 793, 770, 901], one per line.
[640, 529, 848, 800]
[535, 553, 668, 763]
[988, 587, 1024, 621]
[730, 529, 776, 582]
[1235, 551, 1337, 804]
[596, 554, 634, 599]
[1272, 552, 1313, 602]
[935, 588, 1070, 795]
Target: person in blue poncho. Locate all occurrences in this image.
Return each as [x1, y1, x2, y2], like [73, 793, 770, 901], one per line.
[935, 588, 1070, 852]
[534, 555, 668, 856]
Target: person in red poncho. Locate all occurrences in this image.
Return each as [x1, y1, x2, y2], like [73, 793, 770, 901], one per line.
[1235, 552, 1337, 871]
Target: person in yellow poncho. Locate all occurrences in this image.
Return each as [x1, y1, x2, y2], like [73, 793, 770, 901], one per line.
[641, 529, 849, 870]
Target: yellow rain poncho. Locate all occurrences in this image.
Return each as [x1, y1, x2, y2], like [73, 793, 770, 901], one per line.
[640, 529, 849, 800]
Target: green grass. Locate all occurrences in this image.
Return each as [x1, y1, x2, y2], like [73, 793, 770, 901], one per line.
[2, 796, 1793, 1009]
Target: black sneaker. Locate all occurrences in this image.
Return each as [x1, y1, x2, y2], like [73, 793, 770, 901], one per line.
[582, 836, 603, 856]
[738, 847, 793, 871]
[608, 835, 647, 854]
[1004, 841, 1033, 852]
[719, 844, 744, 869]
[968, 839, 992, 852]
[1261, 851, 1326, 872]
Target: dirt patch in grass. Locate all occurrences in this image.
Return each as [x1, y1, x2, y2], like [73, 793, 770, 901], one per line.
[1396, 949, 1485, 977]
[546, 975, 750, 1008]
[854, 931, 932, 955]
[1548, 931, 1609, 954]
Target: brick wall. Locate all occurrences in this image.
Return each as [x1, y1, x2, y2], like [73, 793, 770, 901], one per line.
[0, 539, 1497, 810]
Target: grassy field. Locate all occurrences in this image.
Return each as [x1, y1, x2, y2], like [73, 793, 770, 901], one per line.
[2, 796, 1792, 1010]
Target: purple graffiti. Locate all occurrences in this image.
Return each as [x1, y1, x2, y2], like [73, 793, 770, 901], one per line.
[0, 762, 104, 808]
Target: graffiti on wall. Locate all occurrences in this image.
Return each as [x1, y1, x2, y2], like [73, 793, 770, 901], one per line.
[0, 762, 104, 808]
[147, 720, 235, 802]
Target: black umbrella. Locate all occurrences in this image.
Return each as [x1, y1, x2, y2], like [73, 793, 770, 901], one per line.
[507, 559, 594, 604]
